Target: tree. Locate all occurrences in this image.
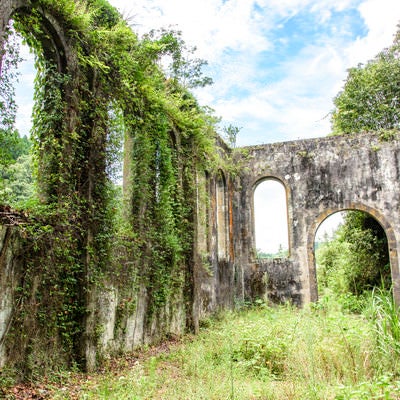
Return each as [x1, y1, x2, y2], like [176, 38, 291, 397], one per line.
[142, 28, 213, 89]
[223, 124, 241, 148]
[0, 153, 34, 205]
[316, 211, 390, 297]
[324, 26, 398, 299]
[331, 25, 400, 134]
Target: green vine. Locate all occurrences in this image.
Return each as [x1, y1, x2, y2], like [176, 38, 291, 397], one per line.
[1, 0, 223, 379]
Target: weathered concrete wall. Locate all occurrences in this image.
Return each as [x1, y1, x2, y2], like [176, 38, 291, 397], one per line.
[192, 167, 236, 328]
[234, 132, 400, 305]
[2, 0, 400, 380]
[0, 224, 23, 368]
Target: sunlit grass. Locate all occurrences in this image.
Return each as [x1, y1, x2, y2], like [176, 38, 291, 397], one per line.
[48, 296, 400, 400]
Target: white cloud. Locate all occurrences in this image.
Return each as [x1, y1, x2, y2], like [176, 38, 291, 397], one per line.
[345, 0, 400, 66]
[11, 0, 400, 145]
[184, 0, 400, 144]
[113, 0, 273, 61]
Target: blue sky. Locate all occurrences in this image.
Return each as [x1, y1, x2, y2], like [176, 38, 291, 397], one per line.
[108, 0, 400, 146]
[105, 0, 400, 252]
[15, 0, 400, 145]
[12, 0, 400, 253]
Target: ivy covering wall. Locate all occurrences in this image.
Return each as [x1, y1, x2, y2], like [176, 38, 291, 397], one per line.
[0, 0, 222, 379]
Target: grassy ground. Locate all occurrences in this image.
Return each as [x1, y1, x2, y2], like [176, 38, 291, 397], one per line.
[4, 296, 400, 399]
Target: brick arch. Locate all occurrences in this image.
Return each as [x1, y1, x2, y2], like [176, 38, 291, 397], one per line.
[307, 202, 400, 304]
[250, 175, 292, 259]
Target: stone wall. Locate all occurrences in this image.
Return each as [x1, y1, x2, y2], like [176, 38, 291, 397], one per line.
[0, 225, 23, 368]
[0, 1, 238, 374]
[234, 132, 400, 305]
[2, 0, 400, 379]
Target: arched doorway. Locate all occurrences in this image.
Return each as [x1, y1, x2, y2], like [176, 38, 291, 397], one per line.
[1, 6, 73, 203]
[310, 207, 398, 304]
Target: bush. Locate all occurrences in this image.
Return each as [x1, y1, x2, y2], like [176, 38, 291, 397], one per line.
[316, 211, 390, 297]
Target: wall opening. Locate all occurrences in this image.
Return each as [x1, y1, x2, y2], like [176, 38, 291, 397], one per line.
[0, 6, 73, 205]
[315, 210, 391, 301]
[0, 21, 34, 208]
[105, 104, 126, 225]
[196, 170, 209, 254]
[254, 179, 288, 258]
[216, 170, 228, 259]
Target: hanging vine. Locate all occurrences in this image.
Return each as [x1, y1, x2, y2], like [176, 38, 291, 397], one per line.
[0, 0, 223, 380]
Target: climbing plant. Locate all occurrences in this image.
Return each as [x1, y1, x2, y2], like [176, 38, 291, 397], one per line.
[0, 0, 221, 379]
[0, 24, 22, 152]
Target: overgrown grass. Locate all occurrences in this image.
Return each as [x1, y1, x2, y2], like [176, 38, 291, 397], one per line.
[31, 293, 394, 399]
[1, 293, 397, 399]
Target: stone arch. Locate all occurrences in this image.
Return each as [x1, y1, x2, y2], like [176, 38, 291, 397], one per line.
[2, 4, 70, 74]
[1, 1, 82, 201]
[250, 175, 291, 259]
[307, 202, 400, 304]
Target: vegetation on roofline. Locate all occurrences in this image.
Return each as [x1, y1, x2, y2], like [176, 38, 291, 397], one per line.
[0, 0, 222, 379]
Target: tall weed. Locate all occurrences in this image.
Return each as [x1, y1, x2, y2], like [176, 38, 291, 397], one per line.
[364, 287, 400, 374]
[46, 298, 399, 399]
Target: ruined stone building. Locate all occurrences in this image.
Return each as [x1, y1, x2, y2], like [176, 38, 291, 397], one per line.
[1, 0, 400, 377]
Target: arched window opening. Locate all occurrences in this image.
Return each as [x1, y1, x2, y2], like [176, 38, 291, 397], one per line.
[106, 106, 124, 184]
[5, 9, 71, 202]
[196, 171, 209, 254]
[315, 210, 391, 301]
[216, 171, 228, 259]
[0, 22, 35, 208]
[106, 105, 125, 211]
[254, 179, 288, 258]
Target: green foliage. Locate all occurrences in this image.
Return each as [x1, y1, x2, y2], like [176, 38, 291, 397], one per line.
[143, 28, 213, 89]
[87, 0, 121, 29]
[223, 124, 241, 148]
[316, 211, 390, 300]
[336, 374, 400, 400]
[331, 25, 400, 134]
[232, 329, 288, 378]
[0, 0, 222, 378]
[364, 288, 400, 374]
[0, 153, 34, 206]
[39, 299, 400, 399]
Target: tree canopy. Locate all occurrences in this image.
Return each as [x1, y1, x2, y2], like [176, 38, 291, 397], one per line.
[331, 25, 400, 134]
[321, 27, 400, 302]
